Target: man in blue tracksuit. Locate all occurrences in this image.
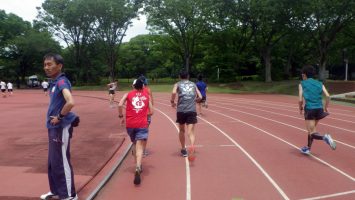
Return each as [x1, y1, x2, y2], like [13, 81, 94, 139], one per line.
[40, 53, 79, 200]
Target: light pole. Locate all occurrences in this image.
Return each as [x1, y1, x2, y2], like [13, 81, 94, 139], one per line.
[343, 48, 348, 81]
[217, 66, 220, 82]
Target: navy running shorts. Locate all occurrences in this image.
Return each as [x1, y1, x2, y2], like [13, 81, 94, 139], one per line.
[304, 108, 329, 120]
[109, 90, 115, 95]
[126, 128, 149, 142]
[176, 112, 197, 124]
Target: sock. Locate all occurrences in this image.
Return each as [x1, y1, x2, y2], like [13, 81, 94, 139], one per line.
[307, 134, 313, 148]
[311, 133, 324, 140]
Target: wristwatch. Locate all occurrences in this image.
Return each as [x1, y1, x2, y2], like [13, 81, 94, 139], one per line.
[57, 113, 65, 120]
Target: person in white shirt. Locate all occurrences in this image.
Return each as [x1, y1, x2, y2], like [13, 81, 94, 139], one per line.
[0, 80, 7, 98]
[7, 82, 13, 95]
[107, 80, 118, 107]
[41, 80, 49, 96]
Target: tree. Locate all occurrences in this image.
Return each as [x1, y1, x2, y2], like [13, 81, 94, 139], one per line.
[144, 0, 212, 73]
[299, 0, 355, 80]
[37, 0, 95, 83]
[88, 0, 143, 81]
[248, 0, 294, 82]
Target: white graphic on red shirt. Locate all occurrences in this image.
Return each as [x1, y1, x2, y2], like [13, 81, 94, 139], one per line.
[132, 94, 147, 113]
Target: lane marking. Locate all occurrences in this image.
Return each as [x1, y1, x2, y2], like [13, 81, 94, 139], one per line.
[208, 97, 355, 118]
[156, 102, 290, 200]
[299, 189, 355, 200]
[215, 102, 355, 134]
[214, 99, 355, 124]
[211, 103, 355, 150]
[197, 114, 290, 200]
[155, 108, 191, 200]
[220, 144, 236, 147]
[205, 107, 355, 182]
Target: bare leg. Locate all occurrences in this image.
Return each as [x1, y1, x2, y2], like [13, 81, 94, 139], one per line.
[186, 124, 196, 147]
[179, 124, 186, 149]
[135, 140, 144, 168]
[197, 103, 202, 115]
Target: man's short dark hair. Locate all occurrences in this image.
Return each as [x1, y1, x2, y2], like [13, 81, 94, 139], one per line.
[138, 75, 148, 85]
[179, 70, 189, 79]
[43, 53, 64, 65]
[197, 74, 203, 81]
[133, 79, 144, 90]
[302, 65, 315, 78]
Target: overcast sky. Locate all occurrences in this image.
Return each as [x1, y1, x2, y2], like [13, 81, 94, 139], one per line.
[0, 0, 149, 42]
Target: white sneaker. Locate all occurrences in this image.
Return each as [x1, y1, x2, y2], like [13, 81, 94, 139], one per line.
[61, 194, 78, 200]
[40, 192, 59, 200]
[324, 134, 336, 150]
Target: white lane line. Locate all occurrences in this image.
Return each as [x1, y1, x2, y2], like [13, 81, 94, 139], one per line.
[215, 102, 355, 134]
[197, 115, 290, 200]
[220, 144, 236, 147]
[205, 108, 355, 182]
[156, 102, 290, 200]
[208, 97, 355, 118]
[211, 104, 355, 150]
[299, 190, 355, 200]
[214, 100, 355, 124]
[155, 108, 191, 200]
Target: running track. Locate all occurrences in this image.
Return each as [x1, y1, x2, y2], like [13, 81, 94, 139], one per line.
[92, 93, 355, 200]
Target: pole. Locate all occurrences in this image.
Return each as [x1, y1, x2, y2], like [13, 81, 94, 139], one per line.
[345, 60, 348, 81]
[217, 67, 220, 82]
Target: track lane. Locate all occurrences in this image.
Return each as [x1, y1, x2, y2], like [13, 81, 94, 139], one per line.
[92, 93, 354, 200]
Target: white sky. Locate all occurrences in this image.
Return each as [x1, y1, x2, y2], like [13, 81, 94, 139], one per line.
[0, 0, 149, 42]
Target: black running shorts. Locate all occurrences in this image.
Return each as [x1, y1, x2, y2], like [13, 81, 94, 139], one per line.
[304, 108, 329, 120]
[176, 112, 197, 124]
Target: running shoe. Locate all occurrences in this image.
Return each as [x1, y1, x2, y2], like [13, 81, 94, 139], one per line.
[134, 167, 142, 185]
[324, 134, 336, 150]
[300, 146, 310, 155]
[188, 146, 196, 161]
[181, 148, 188, 157]
[40, 192, 59, 200]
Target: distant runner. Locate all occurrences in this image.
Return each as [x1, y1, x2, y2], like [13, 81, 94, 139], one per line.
[196, 74, 208, 115]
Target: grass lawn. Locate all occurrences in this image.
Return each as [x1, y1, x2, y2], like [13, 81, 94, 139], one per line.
[73, 80, 300, 96]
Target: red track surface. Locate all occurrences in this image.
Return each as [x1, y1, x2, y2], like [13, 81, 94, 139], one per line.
[94, 93, 355, 200]
[1, 91, 354, 200]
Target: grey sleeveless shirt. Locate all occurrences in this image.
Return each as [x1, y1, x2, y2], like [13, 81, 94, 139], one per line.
[177, 80, 197, 113]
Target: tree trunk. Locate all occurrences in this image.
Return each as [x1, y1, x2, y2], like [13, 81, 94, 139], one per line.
[318, 47, 327, 80]
[262, 46, 272, 82]
[184, 52, 190, 73]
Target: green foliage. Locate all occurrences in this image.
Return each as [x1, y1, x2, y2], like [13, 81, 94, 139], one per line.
[2, 0, 355, 85]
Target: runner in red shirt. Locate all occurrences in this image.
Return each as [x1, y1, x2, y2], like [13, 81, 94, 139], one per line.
[118, 79, 154, 185]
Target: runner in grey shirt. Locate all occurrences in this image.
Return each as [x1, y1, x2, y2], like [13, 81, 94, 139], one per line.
[171, 70, 202, 161]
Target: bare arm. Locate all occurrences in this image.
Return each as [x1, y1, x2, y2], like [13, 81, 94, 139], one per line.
[195, 85, 202, 100]
[148, 88, 154, 105]
[170, 83, 178, 108]
[148, 99, 154, 115]
[322, 85, 330, 112]
[298, 84, 304, 114]
[118, 93, 128, 125]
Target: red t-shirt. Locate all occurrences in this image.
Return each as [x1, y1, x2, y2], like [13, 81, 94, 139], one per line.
[126, 90, 150, 128]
